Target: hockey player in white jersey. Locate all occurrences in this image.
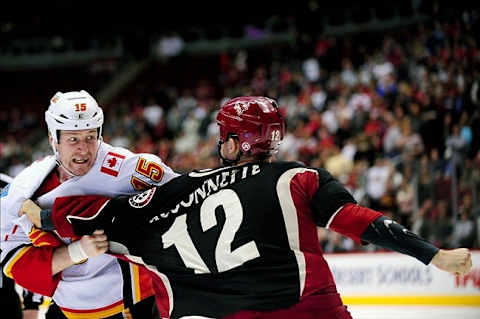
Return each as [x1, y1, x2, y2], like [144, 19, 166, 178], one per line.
[1, 90, 178, 318]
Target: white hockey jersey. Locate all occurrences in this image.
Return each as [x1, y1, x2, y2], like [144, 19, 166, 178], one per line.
[1, 142, 178, 318]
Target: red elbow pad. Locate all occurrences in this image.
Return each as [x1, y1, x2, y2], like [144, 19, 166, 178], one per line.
[328, 203, 382, 243]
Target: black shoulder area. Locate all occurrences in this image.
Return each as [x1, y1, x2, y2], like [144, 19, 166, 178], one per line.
[313, 167, 335, 186]
[270, 161, 306, 171]
[270, 161, 334, 183]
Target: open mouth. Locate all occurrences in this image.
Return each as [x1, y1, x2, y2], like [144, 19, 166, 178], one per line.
[72, 158, 89, 164]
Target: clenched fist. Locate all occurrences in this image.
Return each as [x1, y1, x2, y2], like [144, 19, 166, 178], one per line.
[19, 199, 42, 228]
[68, 230, 109, 263]
[79, 230, 109, 257]
[431, 248, 472, 276]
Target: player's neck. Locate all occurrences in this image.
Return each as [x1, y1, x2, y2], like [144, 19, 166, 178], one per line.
[56, 166, 74, 183]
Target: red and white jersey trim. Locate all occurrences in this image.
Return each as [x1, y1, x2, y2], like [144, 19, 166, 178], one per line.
[325, 205, 346, 229]
[276, 167, 319, 298]
[125, 255, 173, 317]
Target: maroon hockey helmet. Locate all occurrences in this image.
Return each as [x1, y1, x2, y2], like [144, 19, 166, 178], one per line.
[216, 96, 285, 157]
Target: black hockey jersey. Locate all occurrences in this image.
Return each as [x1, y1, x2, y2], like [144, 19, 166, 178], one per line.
[55, 161, 357, 318]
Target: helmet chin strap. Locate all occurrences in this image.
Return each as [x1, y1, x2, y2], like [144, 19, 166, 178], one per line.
[54, 137, 103, 178]
[56, 159, 78, 179]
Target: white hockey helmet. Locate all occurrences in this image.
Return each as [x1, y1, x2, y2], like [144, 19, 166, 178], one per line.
[45, 90, 104, 145]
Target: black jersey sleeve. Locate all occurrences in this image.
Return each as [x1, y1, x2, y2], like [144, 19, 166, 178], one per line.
[63, 191, 174, 256]
[58, 196, 130, 237]
[309, 168, 356, 227]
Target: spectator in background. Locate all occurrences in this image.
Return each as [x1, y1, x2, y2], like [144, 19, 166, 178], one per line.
[431, 200, 454, 248]
[429, 148, 446, 176]
[303, 56, 321, 83]
[383, 112, 402, 157]
[372, 53, 394, 81]
[397, 117, 424, 158]
[417, 162, 435, 205]
[174, 113, 202, 155]
[396, 177, 415, 227]
[143, 97, 164, 131]
[451, 208, 476, 249]
[412, 199, 435, 240]
[446, 124, 468, 177]
[345, 158, 369, 204]
[366, 157, 394, 210]
[452, 194, 477, 248]
[325, 145, 353, 184]
[459, 111, 472, 150]
[407, 102, 422, 133]
[340, 58, 358, 87]
[311, 84, 327, 111]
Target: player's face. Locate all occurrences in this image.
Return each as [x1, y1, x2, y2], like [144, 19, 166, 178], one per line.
[56, 129, 98, 176]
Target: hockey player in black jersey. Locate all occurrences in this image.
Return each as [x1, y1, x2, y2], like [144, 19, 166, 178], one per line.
[21, 96, 472, 319]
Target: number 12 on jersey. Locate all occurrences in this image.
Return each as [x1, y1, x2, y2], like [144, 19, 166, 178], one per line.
[161, 189, 260, 274]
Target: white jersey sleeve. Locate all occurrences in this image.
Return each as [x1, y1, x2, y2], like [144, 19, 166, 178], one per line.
[107, 149, 179, 192]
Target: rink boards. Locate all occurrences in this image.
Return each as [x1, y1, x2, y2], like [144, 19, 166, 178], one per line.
[324, 251, 480, 306]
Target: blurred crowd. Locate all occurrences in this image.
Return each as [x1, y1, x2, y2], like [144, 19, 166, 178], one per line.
[1, 10, 479, 253]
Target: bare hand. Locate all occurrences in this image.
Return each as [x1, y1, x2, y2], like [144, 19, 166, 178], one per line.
[79, 230, 109, 258]
[431, 248, 472, 276]
[19, 199, 42, 228]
